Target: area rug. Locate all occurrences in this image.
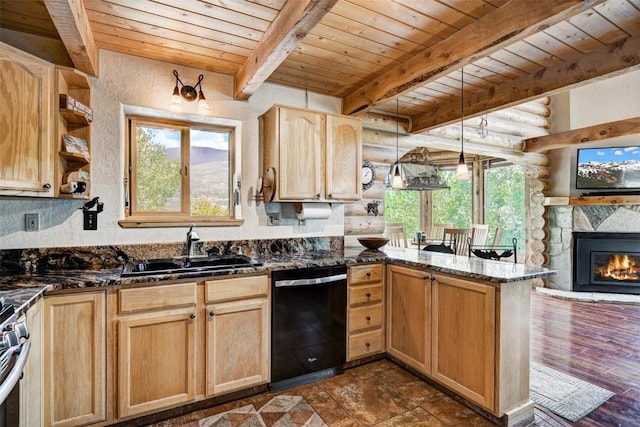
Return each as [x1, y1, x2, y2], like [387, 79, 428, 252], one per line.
[530, 362, 615, 422]
[199, 395, 327, 427]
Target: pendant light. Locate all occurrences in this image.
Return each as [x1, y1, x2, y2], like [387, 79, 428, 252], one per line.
[455, 68, 470, 180]
[392, 97, 404, 189]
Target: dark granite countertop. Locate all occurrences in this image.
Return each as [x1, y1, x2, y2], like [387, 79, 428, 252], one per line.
[0, 246, 556, 316]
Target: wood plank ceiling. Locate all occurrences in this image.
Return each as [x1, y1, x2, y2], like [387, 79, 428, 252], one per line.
[1, 0, 639, 136]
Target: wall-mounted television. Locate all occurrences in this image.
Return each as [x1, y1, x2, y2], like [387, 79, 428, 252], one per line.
[576, 146, 640, 190]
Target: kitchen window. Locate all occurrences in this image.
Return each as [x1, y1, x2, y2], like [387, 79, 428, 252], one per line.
[120, 116, 242, 227]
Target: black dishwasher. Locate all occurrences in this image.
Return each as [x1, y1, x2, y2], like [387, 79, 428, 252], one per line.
[270, 265, 347, 391]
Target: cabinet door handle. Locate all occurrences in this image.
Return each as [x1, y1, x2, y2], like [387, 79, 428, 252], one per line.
[209, 311, 215, 317]
[42, 183, 51, 190]
[366, 272, 371, 277]
[366, 316, 371, 321]
[190, 313, 196, 319]
[365, 342, 370, 348]
[366, 292, 371, 299]
[328, 193, 333, 198]
[316, 193, 321, 199]
[431, 276, 436, 282]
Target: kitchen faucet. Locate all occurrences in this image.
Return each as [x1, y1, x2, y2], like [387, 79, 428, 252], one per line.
[185, 224, 200, 265]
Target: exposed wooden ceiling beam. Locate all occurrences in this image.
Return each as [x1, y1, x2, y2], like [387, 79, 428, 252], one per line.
[43, 0, 97, 76]
[341, 0, 603, 116]
[524, 117, 640, 152]
[410, 34, 640, 134]
[234, 0, 338, 100]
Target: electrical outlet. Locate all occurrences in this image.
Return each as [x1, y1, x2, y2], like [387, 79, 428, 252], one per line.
[25, 213, 39, 232]
[83, 211, 98, 230]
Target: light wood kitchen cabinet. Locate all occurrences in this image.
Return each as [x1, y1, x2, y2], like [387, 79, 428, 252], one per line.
[117, 282, 197, 418]
[431, 273, 496, 411]
[260, 105, 362, 202]
[386, 264, 431, 373]
[348, 263, 385, 361]
[0, 42, 55, 197]
[20, 299, 43, 427]
[204, 275, 270, 396]
[44, 291, 106, 427]
[386, 264, 532, 421]
[325, 114, 362, 200]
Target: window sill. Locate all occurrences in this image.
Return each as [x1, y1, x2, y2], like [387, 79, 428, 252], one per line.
[118, 217, 245, 228]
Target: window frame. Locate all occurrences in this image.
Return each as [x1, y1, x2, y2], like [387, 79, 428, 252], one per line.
[119, 115, 243, 228]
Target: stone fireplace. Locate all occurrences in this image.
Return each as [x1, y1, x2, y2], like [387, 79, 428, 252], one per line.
[573, 232, 640, 294]
[547, 204, 640, 293]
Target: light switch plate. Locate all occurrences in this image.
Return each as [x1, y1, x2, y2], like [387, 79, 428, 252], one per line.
[25, 213, 39, 232]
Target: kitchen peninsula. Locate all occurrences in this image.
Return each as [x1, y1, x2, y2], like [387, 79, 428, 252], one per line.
[0, 242, 555, 427]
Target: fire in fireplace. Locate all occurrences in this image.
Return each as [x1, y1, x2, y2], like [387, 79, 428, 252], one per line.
[574, 232, 640, 294]
[593, 253, 640, 283]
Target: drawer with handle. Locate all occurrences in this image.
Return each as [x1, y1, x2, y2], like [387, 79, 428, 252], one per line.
[350, 264, 384, 284]
[348, 329, 383, 360]
[349, 284, 383, 306]
[349, 303, 383, 332]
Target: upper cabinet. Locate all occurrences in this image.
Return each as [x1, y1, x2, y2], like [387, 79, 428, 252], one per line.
[0, 43, 92, 199]
[326, 114, 362, 200]
[0, 42, 55, 197]
[260, 105, 361, 202]
[55, 66, 92, 199]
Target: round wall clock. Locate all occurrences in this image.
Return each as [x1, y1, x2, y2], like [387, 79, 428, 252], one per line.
[361, 160, 376, 191]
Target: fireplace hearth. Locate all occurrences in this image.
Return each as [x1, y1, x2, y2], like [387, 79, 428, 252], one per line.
[574, 232, 640, 294]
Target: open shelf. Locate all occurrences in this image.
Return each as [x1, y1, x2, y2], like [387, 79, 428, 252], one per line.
[59, 109, 91, 126]
[55, 65, 91, 199]
[59, 151, 90, 165]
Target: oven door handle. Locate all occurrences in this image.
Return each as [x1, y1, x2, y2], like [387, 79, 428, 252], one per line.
[0, 341, 30, 405]
[274, 273, 347, 287]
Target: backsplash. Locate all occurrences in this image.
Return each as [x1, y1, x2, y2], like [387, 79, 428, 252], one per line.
[0, 236, 343, 274]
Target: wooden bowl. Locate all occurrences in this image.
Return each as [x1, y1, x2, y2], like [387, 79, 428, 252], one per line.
[358, 237, 390, 250]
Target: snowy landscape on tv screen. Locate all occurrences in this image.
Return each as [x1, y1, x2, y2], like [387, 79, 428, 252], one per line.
[576, 146, 640, 189]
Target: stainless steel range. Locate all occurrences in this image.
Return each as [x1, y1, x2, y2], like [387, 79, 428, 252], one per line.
[0, 298, 30, 426]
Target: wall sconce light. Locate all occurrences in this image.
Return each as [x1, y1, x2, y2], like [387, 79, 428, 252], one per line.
[170, 70, 210, 115]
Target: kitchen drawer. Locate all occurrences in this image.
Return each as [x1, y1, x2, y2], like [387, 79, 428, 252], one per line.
[119, 282, 197, 313]
[205, 275, 268, 303]
[349, 284, 383, 306]
[348, 329, 383, 361]
[349, 303, 383, 332]
[350, 264, 384, 284]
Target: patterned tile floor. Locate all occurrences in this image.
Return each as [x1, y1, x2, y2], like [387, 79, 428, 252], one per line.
[148, 359, 570, 426]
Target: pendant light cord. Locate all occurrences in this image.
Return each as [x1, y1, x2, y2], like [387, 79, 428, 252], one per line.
[461, 68, 464, 153]
[396, 97, 399, 162]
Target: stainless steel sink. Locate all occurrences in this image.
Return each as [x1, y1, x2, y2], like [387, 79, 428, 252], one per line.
[121, 254, 262, 277]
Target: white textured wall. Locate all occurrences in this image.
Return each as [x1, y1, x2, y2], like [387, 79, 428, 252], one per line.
[0, 50, 344, 250]
[547, 69, 640, 197]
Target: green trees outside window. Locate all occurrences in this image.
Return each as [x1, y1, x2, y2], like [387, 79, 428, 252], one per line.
[432, 171, 471, 228]
[384, 164, 525, 252]
[485, 165, 525, 250]
[128, 117, 233, 219]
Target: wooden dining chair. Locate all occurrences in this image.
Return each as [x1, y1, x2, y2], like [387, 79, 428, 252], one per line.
[384, 223, 408, 248]
[491, 226, 504, 246]
[471, 224, 490, 246]
[429, 222, 453, 241]
[443, 227, 471, 255]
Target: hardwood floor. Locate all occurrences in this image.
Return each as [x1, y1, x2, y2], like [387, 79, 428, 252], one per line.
[145, 291, 640, 426]
[531, 291, 640, 426]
